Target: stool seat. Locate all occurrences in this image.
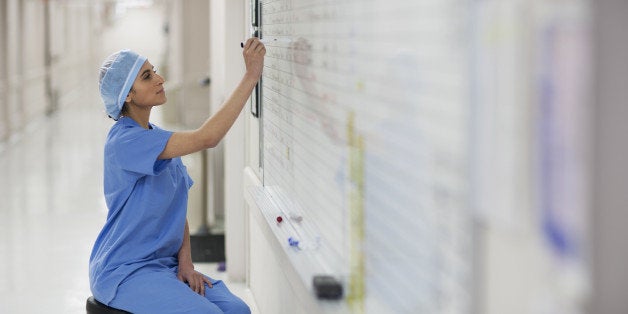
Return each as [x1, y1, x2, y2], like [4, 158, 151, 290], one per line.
[86, 296, 130, 314]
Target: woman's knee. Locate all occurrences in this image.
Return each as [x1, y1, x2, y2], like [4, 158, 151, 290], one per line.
[221, 298, 251, 314]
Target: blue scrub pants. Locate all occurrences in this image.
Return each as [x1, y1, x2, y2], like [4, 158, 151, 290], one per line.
[108, 268, 251, 314]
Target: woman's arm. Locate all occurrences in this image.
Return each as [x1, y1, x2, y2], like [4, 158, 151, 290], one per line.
[158, 38, 265, 160]
[177, 219, 213, 295]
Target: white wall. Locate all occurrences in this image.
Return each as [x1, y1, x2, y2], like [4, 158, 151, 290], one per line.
[177, 0, 210, 128]
[0, 0, 8, 142]
[5, 0, 25, 136]
[209, 0, 248, 282]
[161, 0, 211, 234]
[0, 0, 97, 145]
[20, 2, 47, 123]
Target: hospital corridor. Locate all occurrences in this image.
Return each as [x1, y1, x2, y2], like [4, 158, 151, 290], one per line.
[1, 0, 628, 314]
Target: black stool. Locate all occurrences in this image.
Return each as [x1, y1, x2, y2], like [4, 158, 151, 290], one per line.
[86, 296, 130, 314]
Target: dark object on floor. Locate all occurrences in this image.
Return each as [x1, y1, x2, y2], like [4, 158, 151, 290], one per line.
[190, 232, 225, 263]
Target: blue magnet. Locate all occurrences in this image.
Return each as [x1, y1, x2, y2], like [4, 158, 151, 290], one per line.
[288, 237, 299, 247]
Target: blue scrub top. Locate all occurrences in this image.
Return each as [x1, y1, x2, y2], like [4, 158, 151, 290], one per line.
[89, 117, 194, 304]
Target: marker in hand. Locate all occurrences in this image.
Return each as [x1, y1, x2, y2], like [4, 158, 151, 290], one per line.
[241, 38, 292, 48]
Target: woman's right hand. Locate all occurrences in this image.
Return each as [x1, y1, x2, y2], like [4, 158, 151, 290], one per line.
[242, 37, 266, 80]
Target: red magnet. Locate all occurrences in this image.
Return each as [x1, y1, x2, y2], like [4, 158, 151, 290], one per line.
[276, 216, 283, 223]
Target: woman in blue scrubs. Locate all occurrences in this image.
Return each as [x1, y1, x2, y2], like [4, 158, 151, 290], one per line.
[89, 38, 265, 313]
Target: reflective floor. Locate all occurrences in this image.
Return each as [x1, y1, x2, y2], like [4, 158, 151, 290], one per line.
[0, 87, 255, 313]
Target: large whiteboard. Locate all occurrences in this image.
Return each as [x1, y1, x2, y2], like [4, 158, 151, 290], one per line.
[251, 0, 473, 312]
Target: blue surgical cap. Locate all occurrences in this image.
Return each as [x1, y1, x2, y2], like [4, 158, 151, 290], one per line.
[99, 50, 147, 120]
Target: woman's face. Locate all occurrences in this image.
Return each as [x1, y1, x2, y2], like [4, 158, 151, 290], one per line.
[126, 60, 166, 107]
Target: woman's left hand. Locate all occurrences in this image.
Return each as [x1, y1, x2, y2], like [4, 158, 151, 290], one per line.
[177, 265, 213, 296]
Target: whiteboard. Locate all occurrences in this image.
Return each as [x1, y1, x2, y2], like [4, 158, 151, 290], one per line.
[251, 0, 474, 312]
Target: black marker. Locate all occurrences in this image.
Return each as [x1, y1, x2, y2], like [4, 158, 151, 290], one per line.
[240, 38, 292, 48]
